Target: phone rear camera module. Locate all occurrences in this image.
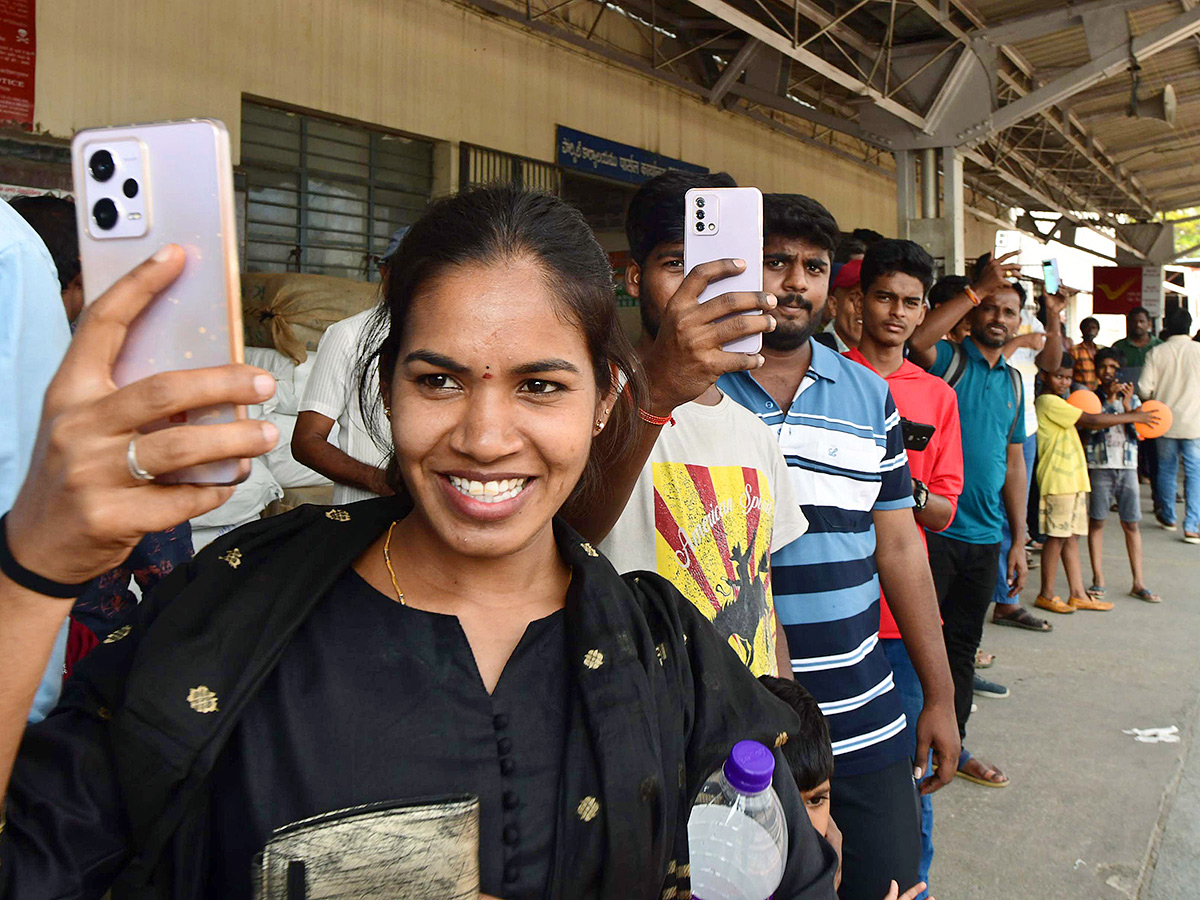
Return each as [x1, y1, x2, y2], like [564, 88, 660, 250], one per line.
[122, 178, 139, 198]
[89, 149, 116, 182]
[93, 198, 119, 231]
[695, 222, 705, 232]
[695, 197, 706, 208]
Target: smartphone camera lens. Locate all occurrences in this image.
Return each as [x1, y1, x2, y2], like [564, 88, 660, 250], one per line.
[695, 197, 706, 209]
[123, 178, 139, 198]
[695, 210, 705, 220]
[93, 198, 119, 231]
[695, 222, 705, 232]
[89, 150, 115, 182]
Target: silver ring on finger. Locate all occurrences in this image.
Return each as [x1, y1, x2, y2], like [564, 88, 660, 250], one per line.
[126, 436, 155, 482]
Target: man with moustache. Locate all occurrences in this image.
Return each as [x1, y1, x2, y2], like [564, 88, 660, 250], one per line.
[908, 257, 1062, 788]
[719, 196, 958, 900]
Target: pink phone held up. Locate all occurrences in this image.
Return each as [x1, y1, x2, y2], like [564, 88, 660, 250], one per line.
[71, 118, 248, 485]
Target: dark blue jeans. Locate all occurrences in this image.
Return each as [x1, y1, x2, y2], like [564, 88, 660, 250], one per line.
[882, 638, 932, 898]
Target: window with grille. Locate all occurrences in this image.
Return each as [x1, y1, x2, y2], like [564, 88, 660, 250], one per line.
[240, 100, 434, 281]
[460, 143, 561, 195]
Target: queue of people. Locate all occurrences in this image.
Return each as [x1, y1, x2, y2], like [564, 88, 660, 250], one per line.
[0, 170, 1192, 900]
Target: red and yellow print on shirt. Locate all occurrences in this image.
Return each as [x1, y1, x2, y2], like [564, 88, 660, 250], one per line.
[652, 463, 778, 676]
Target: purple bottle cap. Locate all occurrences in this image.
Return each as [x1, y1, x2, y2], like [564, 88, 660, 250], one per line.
[723, 740, 775, 794]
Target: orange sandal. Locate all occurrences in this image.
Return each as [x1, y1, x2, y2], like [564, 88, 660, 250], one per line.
[1070, 594, 1114, 611]
[1035, 594, 1075, 614]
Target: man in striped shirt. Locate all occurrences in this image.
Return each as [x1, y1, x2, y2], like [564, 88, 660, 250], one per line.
[720, 195, 957, 900]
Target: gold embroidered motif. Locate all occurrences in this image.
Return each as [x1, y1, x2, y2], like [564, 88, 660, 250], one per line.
[655, 643, 668, 665]
[577, 796, 600, 822]
[579, 541, 599, 557]
[662, 887, 678, 900]
[96, 706, 112, 720]
[678, 889, 692, 899]
[325, 508, 352, 522]
[583, 649, 605, 669]
[219, 548, 242, 569]
[677, 863, 691, 878]
[187, 685, 219, 714]
[103, 625, 132, 644]
[667, 860, 677, 875]
[774, 731, 789, 748]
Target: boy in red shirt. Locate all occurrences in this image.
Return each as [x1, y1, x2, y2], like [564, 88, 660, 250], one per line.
[845, 240, 963, 897]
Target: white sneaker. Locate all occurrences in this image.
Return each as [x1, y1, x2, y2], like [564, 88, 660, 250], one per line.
[1184, 533, 1200, 545]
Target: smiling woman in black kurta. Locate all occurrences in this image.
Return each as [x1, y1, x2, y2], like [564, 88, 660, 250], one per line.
[0, 187, 837, 900]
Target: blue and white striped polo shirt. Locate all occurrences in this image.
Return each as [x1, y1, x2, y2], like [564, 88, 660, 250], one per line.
[720, 340, 915, 776]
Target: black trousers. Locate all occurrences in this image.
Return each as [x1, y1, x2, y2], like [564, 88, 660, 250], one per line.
[926, 532, 1001, 741]
[832, 757, 922, 900]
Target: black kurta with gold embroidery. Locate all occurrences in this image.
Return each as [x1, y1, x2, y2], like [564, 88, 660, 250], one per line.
[0, 499, 837, 900]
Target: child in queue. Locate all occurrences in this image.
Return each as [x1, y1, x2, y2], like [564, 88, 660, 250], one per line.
[1033, 353, 1158, 615]
[761, 675, 932, 900]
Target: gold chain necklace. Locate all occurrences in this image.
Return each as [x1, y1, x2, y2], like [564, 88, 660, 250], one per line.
[382, 519, 406, 605]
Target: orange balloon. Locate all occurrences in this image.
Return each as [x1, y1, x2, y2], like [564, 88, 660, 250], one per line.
[1067, 390, 1102, 414]
[1135, 400, 1173, 440]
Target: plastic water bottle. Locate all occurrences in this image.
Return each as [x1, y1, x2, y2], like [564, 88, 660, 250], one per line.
[687, 740, 788, 900]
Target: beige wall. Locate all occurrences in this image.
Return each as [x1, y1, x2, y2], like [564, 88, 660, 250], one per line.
[36, 0, 898, 235]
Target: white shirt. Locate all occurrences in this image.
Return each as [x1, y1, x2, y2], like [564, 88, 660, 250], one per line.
[1009, 309, 1045, 438]
[599, 393, 808, 677]
[1138, 335, 1200, 440]
[0, 201, 72, 722]
[299, 308, 390, 504]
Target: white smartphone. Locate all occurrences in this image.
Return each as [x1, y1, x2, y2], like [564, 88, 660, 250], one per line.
[72, 118, 248, 485]
[683, 186, 764, 354]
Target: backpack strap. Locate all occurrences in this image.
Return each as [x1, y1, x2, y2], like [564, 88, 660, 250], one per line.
[1006, 363, 1023, 443]
[940, 342, 968, 389]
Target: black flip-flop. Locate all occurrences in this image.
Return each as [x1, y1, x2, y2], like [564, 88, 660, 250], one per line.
[992, 607, 1052, 632]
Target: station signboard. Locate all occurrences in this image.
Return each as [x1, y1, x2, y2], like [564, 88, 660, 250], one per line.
[557, 125, 707, 186]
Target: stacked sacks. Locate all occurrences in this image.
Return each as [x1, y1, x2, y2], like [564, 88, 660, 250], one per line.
[242, 272, 380, 364]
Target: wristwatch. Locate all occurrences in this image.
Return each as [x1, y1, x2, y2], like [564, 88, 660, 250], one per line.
[912, 478, 929, 511]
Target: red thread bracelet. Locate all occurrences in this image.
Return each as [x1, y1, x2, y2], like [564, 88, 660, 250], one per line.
[637, 408, 675, 427]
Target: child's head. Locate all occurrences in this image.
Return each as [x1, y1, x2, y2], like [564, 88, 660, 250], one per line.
[759, 675, 834, 836]
[1042, 350, 1074, 397]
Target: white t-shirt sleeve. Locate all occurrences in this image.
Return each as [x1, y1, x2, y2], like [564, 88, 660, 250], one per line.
[299, 319, 357, 421]
[767, 438, 808, 551]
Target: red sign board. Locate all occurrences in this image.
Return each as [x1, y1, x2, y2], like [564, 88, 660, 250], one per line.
[0, 0, 35, 128]
[1092, 266, 1143, 314]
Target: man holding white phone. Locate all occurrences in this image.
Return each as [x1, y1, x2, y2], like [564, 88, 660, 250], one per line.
[570, 172, 809, 681]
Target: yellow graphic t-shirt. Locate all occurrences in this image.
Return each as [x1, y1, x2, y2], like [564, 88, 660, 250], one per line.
[598, 396, 808, 677]
[1035, 393, 1091, 496]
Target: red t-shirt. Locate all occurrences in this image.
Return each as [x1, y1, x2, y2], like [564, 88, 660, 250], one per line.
[844, 350, 964, 639]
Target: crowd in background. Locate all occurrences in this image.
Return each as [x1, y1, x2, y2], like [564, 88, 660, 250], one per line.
[2, 172, 1199, 900]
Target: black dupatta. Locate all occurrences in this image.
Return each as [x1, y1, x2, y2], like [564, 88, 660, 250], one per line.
[56, 498, 812, 899]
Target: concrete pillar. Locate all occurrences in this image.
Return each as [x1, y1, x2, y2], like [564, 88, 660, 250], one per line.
[432, 140, 459, 198]
[942, 146, 965, 276]
[921, 147, 938, 219]
[894, 149, 917, 240]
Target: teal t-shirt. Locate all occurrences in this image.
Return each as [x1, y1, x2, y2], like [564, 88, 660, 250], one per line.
[929, 340, 1025, 545]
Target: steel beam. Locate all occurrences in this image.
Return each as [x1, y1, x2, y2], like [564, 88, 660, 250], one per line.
[709, 37, 761, 103]
[780, 0, 878, 56]
[978, 0, 1163, 46]
[685, 0, 929, 129]
[968, 5, 1200, 138]
[726, 82, 879, 142]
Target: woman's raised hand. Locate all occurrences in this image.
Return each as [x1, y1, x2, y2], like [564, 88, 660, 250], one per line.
[4, 245, 279, 591]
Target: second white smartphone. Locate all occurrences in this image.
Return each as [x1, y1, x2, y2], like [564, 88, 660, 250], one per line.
[682, 186, 764, 354]
[72, 118, 247, 485]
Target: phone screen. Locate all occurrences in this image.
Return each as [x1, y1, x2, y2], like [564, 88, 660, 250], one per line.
[1042, 259, 1060, 295]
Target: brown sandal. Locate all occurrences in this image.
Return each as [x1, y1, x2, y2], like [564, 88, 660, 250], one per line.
[993, 606, 1054, 631]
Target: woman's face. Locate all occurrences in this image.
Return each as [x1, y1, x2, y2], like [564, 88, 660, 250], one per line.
[389, 257, 604, 558]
